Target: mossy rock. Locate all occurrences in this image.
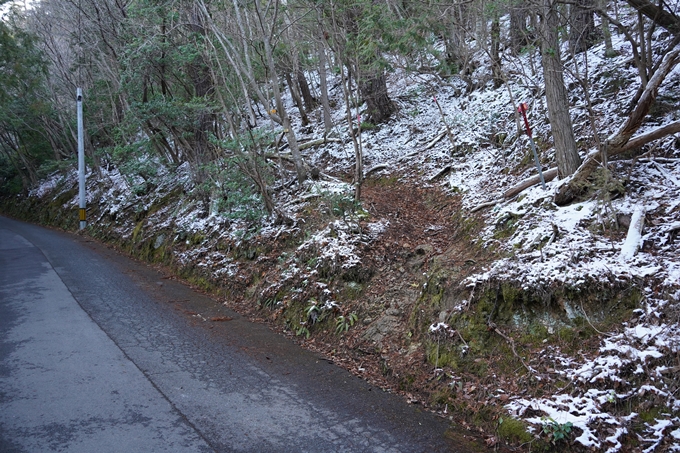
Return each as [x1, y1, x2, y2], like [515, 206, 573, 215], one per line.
[498, 417, 532, 444]
[421, 279, 645, 377]
[453, 281, 641, 338]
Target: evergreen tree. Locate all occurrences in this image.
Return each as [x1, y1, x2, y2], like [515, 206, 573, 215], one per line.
[0, 9, 54, 194]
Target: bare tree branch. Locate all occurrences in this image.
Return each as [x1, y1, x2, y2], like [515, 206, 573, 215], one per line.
[625, 0, 680, 35]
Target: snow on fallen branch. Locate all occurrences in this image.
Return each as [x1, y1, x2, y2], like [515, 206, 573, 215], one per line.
[619, 206, 646, 261]
[365, 164, 390, 177]
[425, 129, 447, 150]
[470, 167, 559, 212]
[650, 160, 680, 187]
[503, 168, 558, 199]
[298, 136, 342, 151]
[470, 199, 501, 213]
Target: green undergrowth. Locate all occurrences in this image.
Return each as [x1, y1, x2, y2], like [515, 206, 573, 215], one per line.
[0, 186, 79, 230]
[497, 416, 533, 444]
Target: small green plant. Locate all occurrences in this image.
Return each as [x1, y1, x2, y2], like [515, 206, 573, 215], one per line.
[197, 159, 269, 223]
[306, 300, 323, 324]
[360, 121, 377, 131]
[277, 252, 290, 264]
[335, 313, 358, 334]
[259, 297, 279, 309]
[607, 390, 616, 404]
[295, 325, 310, 339]
[541, 418, 573, 444]
[312, 186, 368, 224]
[329, 192, 358, 218]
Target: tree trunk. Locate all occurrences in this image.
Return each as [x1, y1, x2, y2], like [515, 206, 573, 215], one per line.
[600, 0, 616, 57]
[554, 47, 680, 205]
[187, 8, 216, 174]
[231, 0, 306, 185]
[638, 12, 650, 88]
[625, 0, 680, 34]
[318, 40, 333, 135]
[569, 0, 596, 53]
[285, 71, 310, 126]
[509, 2, 529, 54]
[540, 0, 581, 178]
[339, 64, 363, 201]
[490, 15, 502, 88]
[359, 72, 395, 124]
[297, 69, 316, 112]
[263, 35, 306, 184]
[609, 47, 680, 150]
[445, 2, 469, 65]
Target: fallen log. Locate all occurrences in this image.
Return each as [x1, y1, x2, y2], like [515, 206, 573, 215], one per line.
[265, 152, 295, 162]
[428, 165, 452, 181]
[298, 136, 341, 151]
[619, 206, 646, 261]
[638, 157, 680, 163]
[554, 120, 680, 205]
[504, 168, 558, 199]
[424, 129, 447, 150]
[470, 199, 501, 213]
[364, 164, 389, 177]
[469, 167, 559, 213]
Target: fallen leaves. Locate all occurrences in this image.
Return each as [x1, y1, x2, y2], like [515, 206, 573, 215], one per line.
[210, 316, 233, 322]
[484, 435, 498, 447]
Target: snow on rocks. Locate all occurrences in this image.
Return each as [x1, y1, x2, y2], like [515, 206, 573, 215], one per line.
[507, 391, 624, 451]
[505, 292, 680, 452]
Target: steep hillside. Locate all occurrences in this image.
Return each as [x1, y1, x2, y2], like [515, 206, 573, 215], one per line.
[4, 12, 680, 453]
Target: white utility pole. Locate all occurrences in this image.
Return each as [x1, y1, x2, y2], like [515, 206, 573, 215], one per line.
[77, 88, 86, 230]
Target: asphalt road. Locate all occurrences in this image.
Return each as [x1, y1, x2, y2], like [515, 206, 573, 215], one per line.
[0, 216, 476, 452]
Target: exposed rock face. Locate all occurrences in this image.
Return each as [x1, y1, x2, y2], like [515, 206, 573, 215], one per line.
[362, 308, 403, 345]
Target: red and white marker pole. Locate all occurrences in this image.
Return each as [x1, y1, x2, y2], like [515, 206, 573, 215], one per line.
[517, 102, 546, 190]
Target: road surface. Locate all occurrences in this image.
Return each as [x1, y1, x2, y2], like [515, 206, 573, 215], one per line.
[0, 216, 476, 452]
